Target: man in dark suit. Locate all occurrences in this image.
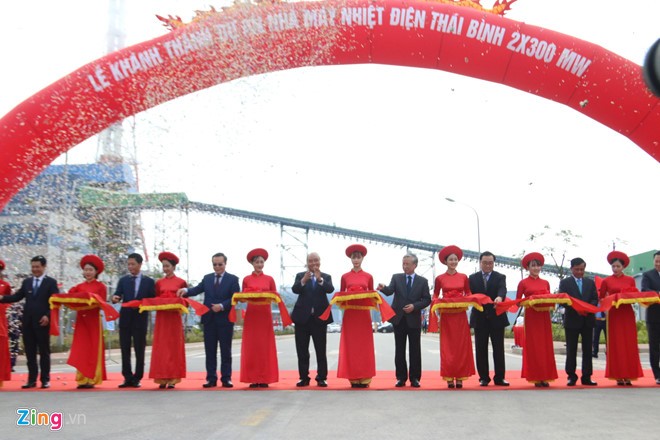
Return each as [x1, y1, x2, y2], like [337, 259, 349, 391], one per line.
[641, 250, 660, 385]
[291, 252, 335, 387]
[468, 251, 509, 386]
[111, 253, 155, 388]
[378, 253, 431, 388]
[1, 255, 59, 389]
[558, 257, 599, 386]
[179, 252, 240, 388]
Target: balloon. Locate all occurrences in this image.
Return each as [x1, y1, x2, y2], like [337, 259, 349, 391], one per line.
[1, 0, 658, 209]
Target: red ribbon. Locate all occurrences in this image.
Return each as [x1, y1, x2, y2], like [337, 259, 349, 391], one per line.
[599, 288, 660, 311]
[319, 287, 395, 323]
[495, 292, 601, 316]
[49, 292, 119, 336]
[229, 291, 292, 327]
[428, 294, 492, 333]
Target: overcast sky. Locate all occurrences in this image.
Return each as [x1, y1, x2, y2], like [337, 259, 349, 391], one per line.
[1, 0, 658, 289]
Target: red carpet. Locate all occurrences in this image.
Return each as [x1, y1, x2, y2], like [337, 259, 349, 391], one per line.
[2, 370, 658, 391]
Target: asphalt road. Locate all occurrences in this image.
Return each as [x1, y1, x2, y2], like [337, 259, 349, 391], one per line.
[2, 333, 658, 439]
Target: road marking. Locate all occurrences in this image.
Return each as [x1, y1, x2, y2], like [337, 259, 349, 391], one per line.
[241, 409, 271, 426]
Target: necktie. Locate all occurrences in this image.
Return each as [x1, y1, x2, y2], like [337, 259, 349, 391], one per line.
[483, 273, 489, 290]
[214, 275, 220, 288]
[406, 275, 412, 294]
[131, 276, 138, 299]
[576, 278, 583, 296]
[33, 278, 40, 296]
[312, 276, 317, 288]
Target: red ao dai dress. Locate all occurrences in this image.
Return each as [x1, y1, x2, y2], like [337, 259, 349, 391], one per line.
[67, 280, 108, 386]
[516, 276, 558, 383]
[0, 280, 12, 386]
[433, 272, 475, 380]
[337, 269, 376, 384]
[240, 272, 279, 385]
[149, 275, 188, 385]
[599, 274, 643, 381]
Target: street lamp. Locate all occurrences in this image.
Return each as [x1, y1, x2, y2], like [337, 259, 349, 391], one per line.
[444, 198, 481, 256]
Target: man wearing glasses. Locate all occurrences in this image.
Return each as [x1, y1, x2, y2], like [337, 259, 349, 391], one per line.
[179, 253, 240, 388]
[468, 251, 510, 387]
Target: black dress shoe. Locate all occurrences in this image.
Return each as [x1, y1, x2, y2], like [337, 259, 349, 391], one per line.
[479, 379, 489, 387]
[494, 380, 510, 387]
[132, 381, 141, 388]
[655, 378, 660, 385]
[167, 384, 175, 389]
[410, 380, 420, 388]
[22, 382, 37, 389]
[159, 384, 166, 389]
[203, 381, 217, 388]
[296, 378, 311, 387]
[395, 380, 406, 388]
[118, 381, 133, 388]
[316, 380, 327, 387]
[567, 378, 577, 387]
[258, 383, 269, 388]
[41, 382, 50, 389]
[77, 384, 94, 389]
[581, 379, 598, 386]
[221, 381, 234, 388]
[249, 383, 259, 388]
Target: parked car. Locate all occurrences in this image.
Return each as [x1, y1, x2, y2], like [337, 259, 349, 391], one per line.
[327, 323, 341, 333]
[377, 322, 393, 333]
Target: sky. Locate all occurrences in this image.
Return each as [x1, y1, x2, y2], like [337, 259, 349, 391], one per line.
[1, 0, 659, 290]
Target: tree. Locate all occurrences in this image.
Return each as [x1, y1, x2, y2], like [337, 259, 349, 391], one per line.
[523, 225, 582, 280]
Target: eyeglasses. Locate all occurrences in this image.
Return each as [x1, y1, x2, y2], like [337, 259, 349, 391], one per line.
[213, 263, 224, 267]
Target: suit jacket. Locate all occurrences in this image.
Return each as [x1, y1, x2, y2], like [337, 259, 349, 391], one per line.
[1, 275, 59, 324]
[186, 272, 240, 326]
[641, 269, 660, 323]
[115, 273, 156, 302]
[558, 276, 598, 329]
[380, 273, 431, 329]
[468, 270, 509, 329]
[291, 272, 334, 325]
[114, 273, 156, 327]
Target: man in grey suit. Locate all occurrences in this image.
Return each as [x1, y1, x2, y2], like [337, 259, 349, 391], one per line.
[641, 250, 660, 385]
[378, 253, 431, 388]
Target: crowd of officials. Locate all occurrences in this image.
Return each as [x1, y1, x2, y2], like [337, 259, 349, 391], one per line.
[1, 246, 659, 390]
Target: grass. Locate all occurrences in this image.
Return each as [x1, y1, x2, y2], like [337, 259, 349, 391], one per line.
[503, 322, 649, 344]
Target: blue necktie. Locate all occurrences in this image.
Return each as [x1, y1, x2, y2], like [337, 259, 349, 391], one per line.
[576, 278, 583, 296]
[131, 276, 138, 299]
[406, 275, 412, 294]
[312, 276, 317, 288]
[33, 278, 40, 297]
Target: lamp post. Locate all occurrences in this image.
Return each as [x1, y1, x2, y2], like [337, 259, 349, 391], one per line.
[445, 198, 481, 257]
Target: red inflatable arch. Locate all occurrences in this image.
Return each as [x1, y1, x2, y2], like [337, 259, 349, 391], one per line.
[1, 0, 658, 209]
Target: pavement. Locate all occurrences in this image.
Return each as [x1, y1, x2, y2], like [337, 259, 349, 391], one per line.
[4, 334, 660, 439]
